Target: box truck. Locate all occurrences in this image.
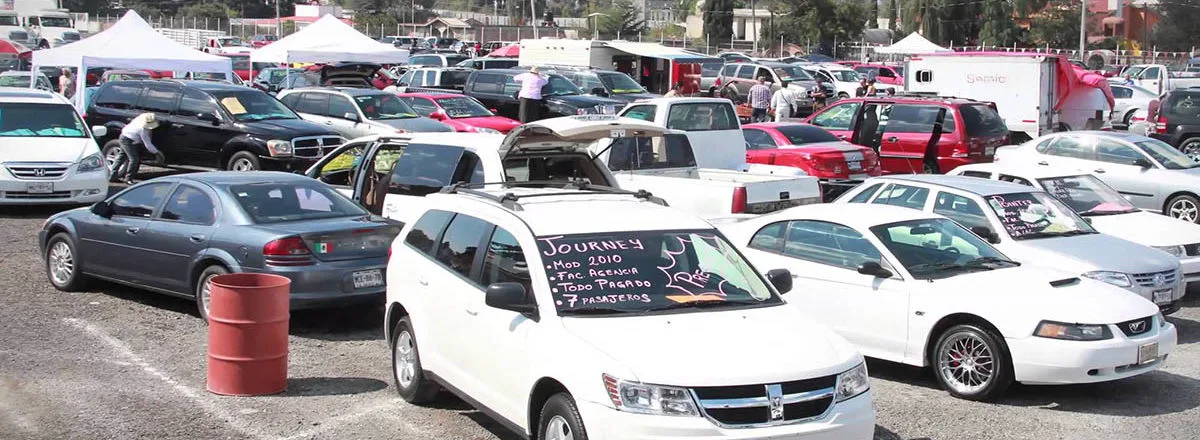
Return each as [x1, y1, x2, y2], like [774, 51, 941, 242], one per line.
[517, 39, 718, 95]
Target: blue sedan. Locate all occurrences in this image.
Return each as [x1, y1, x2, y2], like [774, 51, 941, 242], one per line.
[39, 171, 400, 319]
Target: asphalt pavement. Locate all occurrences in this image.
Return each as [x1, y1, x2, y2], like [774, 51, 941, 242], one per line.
[1, 180, 1199, 440]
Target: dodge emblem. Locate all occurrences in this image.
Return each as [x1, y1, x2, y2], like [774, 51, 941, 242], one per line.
[1129, 321, 1147, 333]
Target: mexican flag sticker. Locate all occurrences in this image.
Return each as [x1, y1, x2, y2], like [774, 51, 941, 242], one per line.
[317, 243, 331, 254]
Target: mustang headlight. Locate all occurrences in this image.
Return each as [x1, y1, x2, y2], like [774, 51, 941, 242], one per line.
[602, 374, 698, 416]
[1082, 270, 1133, 288]
[836, 362, 870, 402]
[77, 152, 105, 172]
[1153, 245, 1185, 258]
[265, 139, 292, 157]
[1034, 320, 1113, 341]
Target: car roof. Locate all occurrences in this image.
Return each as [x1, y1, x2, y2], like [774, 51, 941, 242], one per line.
[953, 163, 1091, 180]
[169, 171, 311, 187]
[745, 203, 944, 231]
[395, 92, 466, 99]
[430, 186, 713, 235]
[830, 95, 989, 106]
[105, 79, 248, 92]
[0, 87, 71, 104]
[1042, 130, 1146, 141]
[872, 174, 1037, 196]
[627, 97, 732, 105]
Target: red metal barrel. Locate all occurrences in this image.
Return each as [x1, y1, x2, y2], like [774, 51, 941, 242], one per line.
[206, 273, 290, 396]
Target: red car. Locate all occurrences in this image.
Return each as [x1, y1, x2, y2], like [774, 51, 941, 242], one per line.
[249, 34, 278, 48]
[802, 96, 1009, 174]
[743, 122, 881, 181]
[219, 54, 252, 81]
[396, 93, 521, 134]
[850, 63, 904, 86]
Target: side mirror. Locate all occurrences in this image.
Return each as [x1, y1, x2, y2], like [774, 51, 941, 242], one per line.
[489, 108, 498, 113]
[591, 87, 609, 97]
[90, 201, 113, 218]
[484, 282, 539, 319]
[856, 261, 893, 278]
[1133, 158, 1154, 168]
[429, 112, 445, 120]
[1083, 217, 1093, 225]
[91, 125, 107, 138]
[343, 112, 361, 122]
[197, 111, 219, 124]
[766, 269, 793, 294]
[970, 226, 1001, 244]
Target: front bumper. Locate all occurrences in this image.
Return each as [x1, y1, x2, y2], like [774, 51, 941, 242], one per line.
[246, 258, 387, 310]
[1008, 320, 1177, 385]
[1179, 256, 1200, 285]
[577, 392, 874, 440]
[0, 172, 108, 205]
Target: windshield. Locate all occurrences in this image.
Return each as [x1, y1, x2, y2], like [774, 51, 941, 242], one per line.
[0, 74, 30, 87]
[228, 57, 250, 70]
[39, 16, 71, 27]
[773, 66, 813, 81]
[219, 37, 246, 46]
[537, 230, 779, 316]
[0, 103, 87, 137]
[893, 66, 904, 76]
[229, 181, 367, 224]
[0, 16, 17, 26]
[543, 75, 585, 97]
[441, 70, 471, 88]
[871, 218, 1014, 280]
[355, 93, 419, 119]
[436, 96, 493, 118]
[828, 69, 860, 82]
[265, 68, 299, 84]
[959, 104, 1008, 137]
[986, 192, 1097, 240]
[212, 91, 297, 122]
[776, 124, 840, 145]
[598, 72, 645, 94]
[1038, 175, 1138, 216]
[1136, 138, 1199, 169]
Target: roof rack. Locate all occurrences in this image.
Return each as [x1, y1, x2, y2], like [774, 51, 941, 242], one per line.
[439, 180, 669, 211]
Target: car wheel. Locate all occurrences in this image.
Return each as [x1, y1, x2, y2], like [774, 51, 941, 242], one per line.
[838, 92, 849, 99]
[1166, 194, 1200, 224]
[923, 161, 941, 174]
[932, 324, 1013, 401]
[102, 140, 126, 182]
[1123, 109, 1137, 128]
[45, 233, 87, 292]
[537, 393, 588, 440]
[721, 86, 741, 103]
[1179, 137, 1200, 162]
[391, 317, 441, 404]
[38, 40, 48, 49]
[227, 151, 261, 171]
[195, 265, 228, 322]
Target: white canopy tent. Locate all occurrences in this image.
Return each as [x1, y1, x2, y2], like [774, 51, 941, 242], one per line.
[875, 33, 952, 54]
[32, 10, 233, 109]
[250, 15, 410, 65]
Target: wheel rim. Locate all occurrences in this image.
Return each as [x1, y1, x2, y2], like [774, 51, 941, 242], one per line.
[545, 415, 573, 440]
[393, 330, 417, 389]
[937, 332, 994, 395]
[1182, 142, 1200, 162]
[1170, 199, 1199, 222]
[231, 157, 255, 171]
[199, 273, 217, 317]
[48, 241, 74, 285]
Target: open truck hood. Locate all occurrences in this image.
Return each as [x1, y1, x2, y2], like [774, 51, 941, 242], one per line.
[498, 114, 672, 159]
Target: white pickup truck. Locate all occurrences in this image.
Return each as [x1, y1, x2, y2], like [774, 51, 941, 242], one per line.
[305, 116, 820, 220]
[1128, 64, 1200, 96]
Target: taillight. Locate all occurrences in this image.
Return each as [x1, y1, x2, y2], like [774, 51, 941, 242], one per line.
[731, 187, 747, 213]
[263, 236, 314, 266]
[1156, 115, 1168, 135]
[714, 76, 722, 87]
[809, 153, 845, 175]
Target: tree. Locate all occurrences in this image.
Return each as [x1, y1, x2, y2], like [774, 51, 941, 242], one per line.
[1027, 0, 1088, 49]
[590, 0, 646, 38]
[979, 0, 1022, 46]
[1155, 0, 1200, 52]
[869, 0, 878, 28]
[764, 0, 868, 54]
[703, 0, 734, 43]
[887, 0, 896, 30]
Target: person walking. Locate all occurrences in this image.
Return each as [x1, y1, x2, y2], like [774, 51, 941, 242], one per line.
[663, 82, 683, 97]
[855, 78, 869, 97]
[748, 77, 772, 123]
[58, 68, 74, 99]
[866, 78, 878, 96]
[811, 77, 829, 111]
[770, 84, 796, 122]
[513, 66, 548, 123]
[111, 113, 163, 185]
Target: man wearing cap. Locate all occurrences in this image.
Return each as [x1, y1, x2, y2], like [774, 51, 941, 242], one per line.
[111, 112, 164, 185]
[514, 66, 548, 123]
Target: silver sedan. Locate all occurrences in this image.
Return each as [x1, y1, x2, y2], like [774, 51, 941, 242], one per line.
[1107, 81, 1159, 128]
[995, 130, 1200, 223]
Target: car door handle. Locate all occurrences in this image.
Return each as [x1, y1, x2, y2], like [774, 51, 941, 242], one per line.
[171, 123, 184, 128]
[837, 135, 847, 139]
[1094, 168, 1106, 173]
[189, 234, 206, 243]
[887, 136, 898, 142]
[417, 277, 428, 286]
[1037, 161, 1049, 166]
[465, 307, 478, 316]
[126, 227, 140, 235]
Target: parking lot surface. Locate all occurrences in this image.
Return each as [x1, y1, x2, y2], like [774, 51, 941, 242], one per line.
[3, 183, 1200, 440]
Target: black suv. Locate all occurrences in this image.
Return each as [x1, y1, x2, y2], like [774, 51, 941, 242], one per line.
[1150, 89, 1200, 158]
[464, 69, 625, 120]
[87, 80, 345, 172]
[532, 66, 659, 103]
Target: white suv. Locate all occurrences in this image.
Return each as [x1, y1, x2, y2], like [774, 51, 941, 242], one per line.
[384, 185, 875, 439]
[0, 88, 108, 205]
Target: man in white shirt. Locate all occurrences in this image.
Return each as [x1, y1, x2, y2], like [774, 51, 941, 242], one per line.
[770, 85, 797, 122]
[111, 112, 163, 184]
[513, 66, 548, 122]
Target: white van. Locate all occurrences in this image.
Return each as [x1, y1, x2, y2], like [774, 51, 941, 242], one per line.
[0, 88, 108, 205]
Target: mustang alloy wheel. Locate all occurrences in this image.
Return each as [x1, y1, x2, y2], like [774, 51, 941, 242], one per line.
[1168, 195, 1200, 223]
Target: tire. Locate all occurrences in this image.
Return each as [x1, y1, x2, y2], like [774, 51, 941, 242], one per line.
[1123, 109, 1137, 128]
[1165, 193, 1200, 224]
[45, 233, 87, 292]
[38, 40, 48, 49]
[226, 151, 261, 171]
[1178, 137, 1200, 162]
[721, 86, 741, 104]
[537, 393, 589, 440]
[102, 140, 125, 182]
[838, 92, 849, 99]
[931, 324, 1013, 401]
[923, 160, 941, 174]
[195, 265, 228, 322]
[391, 317, 441, 404]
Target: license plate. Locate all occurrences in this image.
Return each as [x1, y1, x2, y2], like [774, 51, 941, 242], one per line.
[352, 269, 384, 289]
[843, 151, 864, 162]
[746, 200, 802, 214]
[849, 173, 869, 180]
[847, 160, 862, 170]
[1153, 288, 1173, 304]
[26, 182, 53, 193]
[1138, 342, 1159, 364]
[985, 146, 996, 156]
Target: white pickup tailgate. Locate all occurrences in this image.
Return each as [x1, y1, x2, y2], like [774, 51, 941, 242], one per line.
[613, 168, 821, 216]
[697, 169, 822, 212]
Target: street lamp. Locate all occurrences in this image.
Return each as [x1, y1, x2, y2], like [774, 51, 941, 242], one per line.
[588, 12, 607, 40]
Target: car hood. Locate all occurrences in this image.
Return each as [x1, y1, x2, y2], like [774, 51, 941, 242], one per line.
[1088, 211, 1200, 247]
[371, 117, 454, 132]
[547, 94, 627, 108]
[453, 115, 522, 133]
[605, 92, 660, 103]
[1002, 232, 1179, 274]
[0, 137, 98, 164]
[560, 305, 861, 387]
[237, 118, 342, 139]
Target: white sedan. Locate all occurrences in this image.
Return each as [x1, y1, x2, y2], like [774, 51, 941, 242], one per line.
[719, 204, 1175, 401]
[1107, 81, 1158, 128]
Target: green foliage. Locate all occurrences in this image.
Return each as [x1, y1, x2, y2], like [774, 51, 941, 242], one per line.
[589, 0, 646, 39]
[1155, 0, 1200, 52]
[763, 0, 869, 50]
[979, 0, 1023, 46]
[179, 2, 238, 20]
[703, 0, 734, 42]
[1026, 0, 1087, 48]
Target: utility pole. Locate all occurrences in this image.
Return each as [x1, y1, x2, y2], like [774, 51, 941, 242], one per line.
[1078, 0, 1086, 62]
[750, 0, 757, 54]
[273, 0, 281, 37]
[531, 0, 539, 38]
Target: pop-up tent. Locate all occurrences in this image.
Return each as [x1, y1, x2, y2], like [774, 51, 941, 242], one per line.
[250, 14, 409, 65]
[32, 10, 233, 108]
[875, 32, 952, 54]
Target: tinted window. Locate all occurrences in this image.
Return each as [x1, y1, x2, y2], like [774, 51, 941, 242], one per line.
[958, 104, 1008, 137]
[607, 134, 698, 171]
[279, 92, 299, 108]
[736, 65, 754, 79]
[998, 174, 1033, 186]
[749, 221, 786, 252]
[1164, 92, 1200, 116]
[95, 83, 141, 109]
[885, 104, 954, 133]
[957, 170, 992, 179]
[409, 55, 440, 67]
[294, 93, 329, 115]
[1043, 136, 1093, 159]
[845, 183, 882, 203]
[435, 214, 491, 280]
[228, 181, 367, 223]
[111, 183, 172, 218]
[1111, 86, 1133, 99]
[871, 184, 929, 210]
[810, 102, 861, 130]
[135, 85, 180, 113]
[401, 97, 439, 116]
[720, 64, 737, 77]
[1095, 138, 1145, 165]
[328, 95, 358, 119]
[405, 209, 453, 255]
[481, 227, 531, 292]
[775, 124, 841, 144]
[932, 192, 989, 230]
[176, 88, 218, 118]
[160, 185, 216, 225]
[743, 129, 777, 149]
[783, 220, 883, 270]
[471, 73, 504, 93]
[387, 144, 465, 196]
[441, 70, 471, 88]
[665, 103, 738, 131]
[622, 104, 656, 121]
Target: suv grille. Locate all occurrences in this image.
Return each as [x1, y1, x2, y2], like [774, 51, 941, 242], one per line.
[291, 136, 345, 158]
[691, 375, 836, 427]
[63, 32, 80, 41]
[1184, 243, 1200, 257]
[1132, 269, 1178, 288]
[1118, 316, 1154, 337]
[5, 163, 70, 180]
[1, 190, 72, 199]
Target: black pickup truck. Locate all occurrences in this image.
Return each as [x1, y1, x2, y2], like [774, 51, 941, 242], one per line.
[463, 69, 625, 120]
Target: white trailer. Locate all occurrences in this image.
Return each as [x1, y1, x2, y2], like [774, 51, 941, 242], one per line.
[517, 39, 615, 68]
[905, 53, 1110, 142]
[517, 39, 718, 95]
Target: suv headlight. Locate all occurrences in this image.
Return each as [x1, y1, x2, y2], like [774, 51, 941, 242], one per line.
[472, 126, 500, 134]
[1153, 245, 1185, 257]
[602, 374, 698, 416]
[266, 139, 292, 157]
[77, 152, 104, 172]
[1082, 270, 1133, 288]
[836, 362, 870, 402]
[1034, 320, 1113, 341]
